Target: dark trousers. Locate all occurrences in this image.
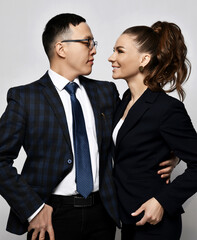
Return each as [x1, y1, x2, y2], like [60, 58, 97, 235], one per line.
[121, 213, 182, 240]
[27, 193, 116, 240]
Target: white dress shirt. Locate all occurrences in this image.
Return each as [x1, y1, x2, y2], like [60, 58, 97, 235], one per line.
[28, 69, 99, 221]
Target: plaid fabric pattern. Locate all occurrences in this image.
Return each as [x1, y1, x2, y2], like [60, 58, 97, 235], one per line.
[0, 72, 120, 235]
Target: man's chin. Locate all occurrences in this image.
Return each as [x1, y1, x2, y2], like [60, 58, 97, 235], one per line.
[82, 69, 92, 76]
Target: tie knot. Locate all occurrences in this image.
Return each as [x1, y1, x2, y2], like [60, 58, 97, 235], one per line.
[65, 82, 79, 95]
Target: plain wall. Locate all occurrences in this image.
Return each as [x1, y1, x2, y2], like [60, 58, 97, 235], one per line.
[0, 0, 196, 239]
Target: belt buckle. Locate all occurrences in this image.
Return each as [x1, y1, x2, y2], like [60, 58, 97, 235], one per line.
[74, 195, 94, 207]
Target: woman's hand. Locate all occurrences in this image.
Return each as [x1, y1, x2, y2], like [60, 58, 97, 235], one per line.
[131, 197, 164, 226]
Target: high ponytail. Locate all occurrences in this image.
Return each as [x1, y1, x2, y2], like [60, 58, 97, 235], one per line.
[123, 21, 191, 101]
[151, 21, 191, 101]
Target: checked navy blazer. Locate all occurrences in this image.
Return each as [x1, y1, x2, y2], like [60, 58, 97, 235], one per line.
[0, 72, 120, 235]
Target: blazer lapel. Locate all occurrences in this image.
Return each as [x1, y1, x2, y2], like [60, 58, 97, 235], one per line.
[116, 88, 160, 149]
[79, 76, 102, 151]
[38, 72, 72, 150]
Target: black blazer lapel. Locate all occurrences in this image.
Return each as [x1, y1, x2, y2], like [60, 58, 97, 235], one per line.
[79, 76, 102, 151]
[116, 88, 160, 149]
[38, 72, 72, 150]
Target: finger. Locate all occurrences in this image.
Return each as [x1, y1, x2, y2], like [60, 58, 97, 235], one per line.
[136, 216, 147, 226]
[149, 218, 161, 225]
[39, 229, 46, 240]
[131, 206, 144, 217]
[28, 225, 33, 232]
[166, 179, 170, 184]
[149, 221, 156, 225]
[158, 167, 171, 175]
[161, 173, 171, 178]
[159, 160, 171, 166]
[31, 229, 39, 240]
[48, 226, 55, 240]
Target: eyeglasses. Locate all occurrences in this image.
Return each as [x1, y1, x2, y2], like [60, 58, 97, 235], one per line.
[61, 39, 98, 50]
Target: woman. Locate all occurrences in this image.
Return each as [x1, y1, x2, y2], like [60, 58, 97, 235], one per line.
[108, 21, 197, 240]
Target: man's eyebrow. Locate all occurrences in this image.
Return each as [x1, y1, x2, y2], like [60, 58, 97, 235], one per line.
[83, 35, 94, 40]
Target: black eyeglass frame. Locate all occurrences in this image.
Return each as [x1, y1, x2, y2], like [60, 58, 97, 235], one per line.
[61, 39, 98, 50]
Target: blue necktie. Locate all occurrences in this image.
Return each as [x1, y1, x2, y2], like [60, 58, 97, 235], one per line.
[65, 82, 93, 198]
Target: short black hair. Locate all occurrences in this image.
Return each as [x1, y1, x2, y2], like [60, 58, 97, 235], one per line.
[42, 13, 86, 59]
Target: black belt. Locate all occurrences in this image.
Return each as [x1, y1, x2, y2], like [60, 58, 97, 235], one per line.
[49, 191, 101, 207]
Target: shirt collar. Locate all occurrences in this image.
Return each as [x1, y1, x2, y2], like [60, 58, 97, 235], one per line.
[48, 69, 81, 91]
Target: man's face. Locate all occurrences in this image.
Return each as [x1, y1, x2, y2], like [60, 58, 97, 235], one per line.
[61, 22, 96, 80]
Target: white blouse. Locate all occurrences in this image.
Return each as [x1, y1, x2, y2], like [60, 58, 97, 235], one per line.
[112, 118, 124, 145]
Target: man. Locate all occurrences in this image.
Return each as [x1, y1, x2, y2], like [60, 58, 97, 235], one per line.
[0, 13, 176, 240]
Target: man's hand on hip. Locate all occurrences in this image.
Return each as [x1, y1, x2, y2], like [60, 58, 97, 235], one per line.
[28, 204, 55, 240]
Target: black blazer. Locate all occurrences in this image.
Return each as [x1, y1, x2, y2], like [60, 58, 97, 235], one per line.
[0, 72, 120, 234]
[113, 88, 197, 224]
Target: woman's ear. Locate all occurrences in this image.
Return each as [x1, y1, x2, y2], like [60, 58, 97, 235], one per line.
[141, 54, 151, 67]
[54, 42, 66, 58]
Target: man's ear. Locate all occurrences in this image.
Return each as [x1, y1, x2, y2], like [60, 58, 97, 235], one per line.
[54, 42, 66, 58]
[140, 54, 151, 67]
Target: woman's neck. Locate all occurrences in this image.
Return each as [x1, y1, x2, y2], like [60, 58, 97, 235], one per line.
[127, 77, 148, 104]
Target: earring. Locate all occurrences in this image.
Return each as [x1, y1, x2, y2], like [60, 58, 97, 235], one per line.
[139, 66, 144, 73]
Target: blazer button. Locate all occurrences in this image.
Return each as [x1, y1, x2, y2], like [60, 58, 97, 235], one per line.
[67, 159, 72, 164]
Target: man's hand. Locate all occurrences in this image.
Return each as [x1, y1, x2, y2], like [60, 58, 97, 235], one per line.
[158, 153, 179, 184]
[131, 198, 164, 226]
[28, 204, 55, 240]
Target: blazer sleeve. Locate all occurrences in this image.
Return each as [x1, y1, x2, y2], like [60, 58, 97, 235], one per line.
[155, 99, 197, 215]
[110, 82, 121, 112]
[0, 88, 44, 223]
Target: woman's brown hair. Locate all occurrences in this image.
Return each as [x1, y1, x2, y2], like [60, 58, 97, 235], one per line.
[123, 21, 191, 101]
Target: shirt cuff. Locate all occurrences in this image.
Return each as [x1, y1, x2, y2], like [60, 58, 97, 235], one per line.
[28, 203, 45, 222]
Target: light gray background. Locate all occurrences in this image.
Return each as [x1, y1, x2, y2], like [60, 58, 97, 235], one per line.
[0, 0, 196, 239]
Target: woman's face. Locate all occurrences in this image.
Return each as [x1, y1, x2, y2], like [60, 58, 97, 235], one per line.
[108, 34, 144, 81]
